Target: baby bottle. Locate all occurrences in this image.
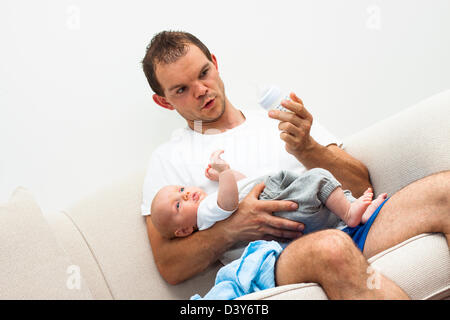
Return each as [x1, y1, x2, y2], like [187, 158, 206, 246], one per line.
[258, 85, 290, 112]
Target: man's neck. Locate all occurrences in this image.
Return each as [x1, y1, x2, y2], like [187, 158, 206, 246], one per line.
[188, 99, 246, 134]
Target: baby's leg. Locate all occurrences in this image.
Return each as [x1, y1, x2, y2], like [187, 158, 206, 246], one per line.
[326, 188, 374, 227]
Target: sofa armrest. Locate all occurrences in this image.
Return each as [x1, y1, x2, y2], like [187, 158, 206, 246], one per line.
[368, 233, 450, 300]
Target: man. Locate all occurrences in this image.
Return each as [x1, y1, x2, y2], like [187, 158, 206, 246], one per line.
[141, 31, 449, 299]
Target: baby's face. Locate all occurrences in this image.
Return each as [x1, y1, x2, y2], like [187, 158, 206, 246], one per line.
[154, 185, 207, 235]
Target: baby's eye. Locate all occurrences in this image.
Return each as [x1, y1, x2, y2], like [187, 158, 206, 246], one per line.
[176, 202, 180, 210]
[180, 187, 184, 192]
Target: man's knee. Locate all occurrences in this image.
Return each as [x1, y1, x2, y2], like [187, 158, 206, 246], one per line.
[311, 229, 356, 267]
[285, 229, 356, 267]
[275, 229, 358, 285]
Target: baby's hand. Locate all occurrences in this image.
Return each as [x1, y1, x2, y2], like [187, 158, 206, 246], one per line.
[205, 164, 220, 181]
[205, 150, 230, 181]
[209, 150, 230, 173]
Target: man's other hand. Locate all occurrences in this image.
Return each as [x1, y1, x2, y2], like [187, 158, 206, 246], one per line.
[218, 182, 304, 242]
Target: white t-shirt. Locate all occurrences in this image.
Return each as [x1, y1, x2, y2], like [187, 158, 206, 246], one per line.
[141, 108, 342, 216]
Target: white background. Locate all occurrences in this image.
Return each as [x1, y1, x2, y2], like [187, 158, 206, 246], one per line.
[1, 0, 449, 212]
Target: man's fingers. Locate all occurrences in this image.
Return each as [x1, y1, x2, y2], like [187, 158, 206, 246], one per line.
[248, 183, 300, 213]
[261, 225, 303, 240]
[290, 92, 304, 105]
[263, 213, 304, 232]
[248, 182, 266, 198]
[278, 119, 310, 136]
[282, 99, 313, 122]
[257, 198, 299, 213]
[269, 108, 303, 127]
[263, 234, 302, 243]
[279, 131, 297, 145]
[268, 92, 312, 123]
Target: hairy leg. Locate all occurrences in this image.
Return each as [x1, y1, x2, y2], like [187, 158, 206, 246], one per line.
[363, 170, 450, 259]
[275, 229, 409, 299]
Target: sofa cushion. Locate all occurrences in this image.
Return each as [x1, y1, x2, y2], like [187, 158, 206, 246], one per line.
[0, 187, 93, 299]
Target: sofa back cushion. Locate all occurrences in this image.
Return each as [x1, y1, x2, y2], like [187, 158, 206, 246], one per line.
[343, 89, 450, 196]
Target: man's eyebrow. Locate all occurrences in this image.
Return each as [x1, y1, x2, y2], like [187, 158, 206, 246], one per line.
[168, 63, 210, 92]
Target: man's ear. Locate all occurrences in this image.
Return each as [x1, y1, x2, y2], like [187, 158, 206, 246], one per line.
[174, 227, 193, 238]
[211, 54, 218, 71]
[153, 94, 175, 110]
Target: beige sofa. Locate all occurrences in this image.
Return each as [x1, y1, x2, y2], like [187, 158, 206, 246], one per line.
[1, 90, 449, 300]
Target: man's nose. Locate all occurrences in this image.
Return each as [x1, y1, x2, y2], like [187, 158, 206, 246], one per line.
[194, 82, 208, 98]
[183, 191, 190, 201]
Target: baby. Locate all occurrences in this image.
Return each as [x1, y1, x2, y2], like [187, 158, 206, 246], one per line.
[151, 150, 388, 239]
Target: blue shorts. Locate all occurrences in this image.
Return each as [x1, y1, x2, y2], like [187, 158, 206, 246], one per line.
[342, 197, 389, 252]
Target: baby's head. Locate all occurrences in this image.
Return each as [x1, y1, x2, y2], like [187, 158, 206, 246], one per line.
[151, 185, 207, 239]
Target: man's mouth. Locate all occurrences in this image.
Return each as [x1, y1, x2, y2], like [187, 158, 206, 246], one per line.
[202, 98, 215, 110]
[192, 192, 199, 202]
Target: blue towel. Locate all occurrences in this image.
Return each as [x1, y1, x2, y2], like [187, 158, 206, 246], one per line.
[191, 240, 283, 300]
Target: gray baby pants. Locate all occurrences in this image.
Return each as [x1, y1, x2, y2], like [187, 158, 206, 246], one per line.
[259, 168, 355, 234]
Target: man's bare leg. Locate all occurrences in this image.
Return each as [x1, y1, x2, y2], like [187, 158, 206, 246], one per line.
[363, 170, 450, 259]
[275, 229, 410, 299]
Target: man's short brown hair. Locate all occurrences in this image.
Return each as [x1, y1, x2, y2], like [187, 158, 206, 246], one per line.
[142, 31, 213, 96]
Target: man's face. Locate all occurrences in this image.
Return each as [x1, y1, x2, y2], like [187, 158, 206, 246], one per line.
[153, 44, 227, 128]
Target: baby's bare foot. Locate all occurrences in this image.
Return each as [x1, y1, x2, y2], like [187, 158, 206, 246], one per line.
[345, 188, 374, 227]
[361, 193, 388, 224]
